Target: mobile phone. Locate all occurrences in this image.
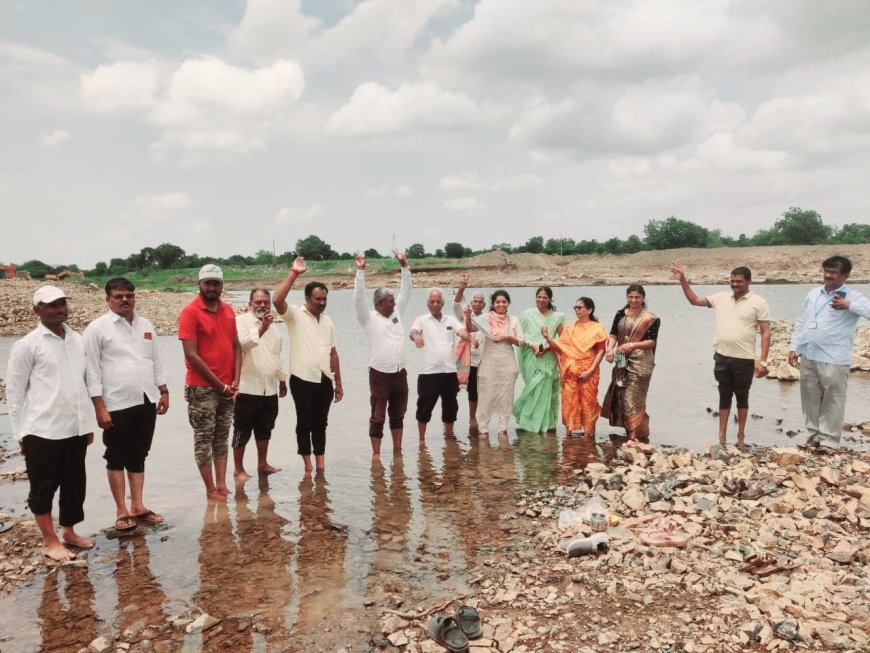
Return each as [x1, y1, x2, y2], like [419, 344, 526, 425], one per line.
[835, 290, 846, 298]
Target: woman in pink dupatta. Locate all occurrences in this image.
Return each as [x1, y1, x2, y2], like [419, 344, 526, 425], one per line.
[543, 297, 607, 435]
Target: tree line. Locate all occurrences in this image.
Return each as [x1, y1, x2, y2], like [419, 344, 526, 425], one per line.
[11, 207, 870, 278]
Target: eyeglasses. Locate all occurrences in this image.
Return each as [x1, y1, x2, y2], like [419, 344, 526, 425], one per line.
[111, 293, 135, 300]
[573, 305, 586, 311]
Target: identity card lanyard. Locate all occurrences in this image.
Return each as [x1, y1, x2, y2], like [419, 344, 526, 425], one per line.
[808, 288, 834, 329]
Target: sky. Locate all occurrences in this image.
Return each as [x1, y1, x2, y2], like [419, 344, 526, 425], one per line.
[2, 0, 869, 268]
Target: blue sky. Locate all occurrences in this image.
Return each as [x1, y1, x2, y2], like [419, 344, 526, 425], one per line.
[2, 0, 869, 267]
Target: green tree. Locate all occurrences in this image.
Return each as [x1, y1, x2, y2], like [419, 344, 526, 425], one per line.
[152, 242, 186, 269]
[623, 235, 644, 253]
[364, 248, 382, 258]
[434, 248, 445, 258]
[545, 237, 575, 255]
[407, 243, 427, 258]
[834, 222, 870, 244]
[18, 260, 55, 278]
[602, 237, 623, 254]
[295, 235, 335, 260]
[444, 242, 466, 258]
[524, 236, 544, 253]
[91, 261, 109, 276]
[768, 207, 831, 245]
[643, 217, 710, 249]
[253, 249, 274, 265]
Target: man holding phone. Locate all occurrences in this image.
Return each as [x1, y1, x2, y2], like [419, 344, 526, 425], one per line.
[788, 256, 870, 452]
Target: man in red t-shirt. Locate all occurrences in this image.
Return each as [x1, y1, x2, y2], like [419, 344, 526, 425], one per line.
[178, 264, 242, 501]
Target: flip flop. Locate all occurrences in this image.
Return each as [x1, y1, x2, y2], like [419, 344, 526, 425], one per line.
[641, 519, 688, 548]
[739, 553, 773, 573]
[427, 615, 469, 653]
[753, 556, 804, 577]
[131, 510, 164, 524]
[720, 478, 747, 496]
[114, 516, 137, 531]
[455, 605, 482, 640]
[736, 483, 771, 500]
[0, 522, 13, 535]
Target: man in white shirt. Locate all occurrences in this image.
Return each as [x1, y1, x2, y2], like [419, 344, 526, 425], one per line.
[233, 288, 287, 480]
[452, 272, 485, 430]
[410, 289, 469, 440]
[84, 278, 169, 531]
[273, 257, 343, 476]
[354, 250, 412, 457]
[6, 286, 97, 561]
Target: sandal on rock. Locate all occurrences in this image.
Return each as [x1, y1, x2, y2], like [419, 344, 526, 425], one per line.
[739, 553, 773, 573]
[557, 532, 609, 558]
[427, 615, 469, 653]
[641, 518, 688, 548]
[720, 478, 747, 496]
[753, 556, 804, 577]
[113, 515, 137, 531]
[455, 605, 482, 640]
[131, 510, 164, 524]
[736, 483, 771, 500]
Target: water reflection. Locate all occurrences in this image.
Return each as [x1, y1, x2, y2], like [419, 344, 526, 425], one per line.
[113, 537, 170, 642]
[560, 433, 600, 482]
[368, 456, 411, 577]
[38, 567, 97, 652]
[513, 431, 560, 487]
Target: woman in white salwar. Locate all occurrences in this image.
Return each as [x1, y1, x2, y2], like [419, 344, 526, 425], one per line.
[465, 290, 526, 437]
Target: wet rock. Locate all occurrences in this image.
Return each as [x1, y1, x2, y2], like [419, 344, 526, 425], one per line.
[185, 613, 221, 634]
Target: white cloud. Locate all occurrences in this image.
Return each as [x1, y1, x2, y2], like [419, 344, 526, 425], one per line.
[444, 196, 485, 213]
[0, 40, 80, 109]
[439, 171, 542, 191]
[326, 81, 492, 136]
[122, 192, 192, 223]
[79, 60, 160, 114]
[272, 204, 324, 225]
[366, 185, 414, 197]
[39, 130, 70, 147]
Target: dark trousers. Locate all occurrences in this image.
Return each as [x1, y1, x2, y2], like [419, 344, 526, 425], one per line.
[713, 353, 755, 409]
[290, 374, 333, 455]
[369, 368, 409, 438]
[232, 393, 280, 447]
[415, 372, 460, 424]
[23, 434, 88, 526]
[103, 396, 156, 472]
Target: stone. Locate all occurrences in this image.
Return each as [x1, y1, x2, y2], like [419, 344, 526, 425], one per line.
[774, 620, 801, 643]
[622, 487, 646, 511]
[185, 613, 221, 634]
[388, 631, 409, 647]
[769, 448, 806, 466]
[88, 636, 112, 653]
[819, 466, 840, 486]
[827, 540, 858, 564]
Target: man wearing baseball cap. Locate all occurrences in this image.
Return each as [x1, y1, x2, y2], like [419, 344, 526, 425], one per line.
[6, 286, 97, 561]
[178, 264, 242, 501]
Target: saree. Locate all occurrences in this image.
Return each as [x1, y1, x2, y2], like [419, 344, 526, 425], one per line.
[601, 310, 658, 440]
[513, 309, 566, 432]
[550, 320, 608, 434]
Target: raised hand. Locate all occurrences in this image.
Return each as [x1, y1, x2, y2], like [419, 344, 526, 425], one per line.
[459, 271, 469, 287]
[670, 261, 686, 281]
[394, 249, 408, 267]
[292, 256, 307, 275]
[355, 251, 366, 270]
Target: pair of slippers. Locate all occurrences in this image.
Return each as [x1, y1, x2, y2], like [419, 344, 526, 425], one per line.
[114, 511, 164, 532]
[720, 478, 771, 500]
[798, 440, 838, 455]
[640, 518, 688, 548]
[427, 606, 481, 653]
[740, 554, 804, 577]
[556, 532, 609, 558]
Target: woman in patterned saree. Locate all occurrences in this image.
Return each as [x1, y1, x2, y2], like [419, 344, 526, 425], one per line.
[513, 287, 565, 432]
[601, 285, 661, 442]
[542, 297, 607, 436]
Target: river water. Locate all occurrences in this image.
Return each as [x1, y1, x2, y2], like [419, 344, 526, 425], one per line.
[0, 283, 868, 651]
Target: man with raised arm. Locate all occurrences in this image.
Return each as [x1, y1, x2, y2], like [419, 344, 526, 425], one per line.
[671, 262, 771, 447]
[178, 264, 242, 502]
[410, 289, 470, 440]
[354, 250, 412, 457]
[272, 257, 343, 476]
[788, 255, 870, 452]
[7, 286, 97, 561]
[453, 272, 485, 430]
[84, 277, 169, 530]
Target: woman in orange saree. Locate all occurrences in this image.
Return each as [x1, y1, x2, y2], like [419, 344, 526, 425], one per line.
[542, 297, 608, 435]
[601, 285, 661, 442]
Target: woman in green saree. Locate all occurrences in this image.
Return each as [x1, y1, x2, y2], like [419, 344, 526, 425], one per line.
[513, 287, 565, 432]
[601, 284, 661, 442]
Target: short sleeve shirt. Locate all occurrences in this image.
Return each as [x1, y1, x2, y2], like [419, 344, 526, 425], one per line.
[411, 313, 464, 374]
[178, 295, 238, 386]
[707, 291, 770, 360]
[279, 304, 337, 384]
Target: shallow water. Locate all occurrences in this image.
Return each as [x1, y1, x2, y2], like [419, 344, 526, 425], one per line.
[0, 283, 868, 650]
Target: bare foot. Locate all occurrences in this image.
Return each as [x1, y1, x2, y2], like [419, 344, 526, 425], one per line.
[257, 464, 280, 474]
[234, 469, 253, 481]
[207, 489, 227, 502]
[303, 467, 313, 477]
[43, 540, 74, 562]
[61, 533, 95, 549]
[216, 485, 231, 497]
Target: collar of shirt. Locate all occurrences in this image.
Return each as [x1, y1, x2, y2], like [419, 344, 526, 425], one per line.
[195, 294, 224, 313]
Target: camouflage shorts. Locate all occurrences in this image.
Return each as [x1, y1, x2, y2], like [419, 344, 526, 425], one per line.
[185, 385, 234, 466]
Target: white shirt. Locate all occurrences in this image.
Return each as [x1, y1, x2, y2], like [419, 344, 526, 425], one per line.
[237, 311, 286, 395]
[7, 323, 97, 441]
[411, 312, 465, 374]
[354, 267, 411, 372]
[279, 304, 337, 383]
[84, 311, 168, 412]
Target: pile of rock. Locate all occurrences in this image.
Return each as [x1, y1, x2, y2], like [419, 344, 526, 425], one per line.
[378, 444, 869, 652]
[766, 320, 870, 380]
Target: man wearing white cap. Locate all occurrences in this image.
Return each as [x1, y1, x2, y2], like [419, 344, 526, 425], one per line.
[6, 286, 97, 561]
[178, 264, 242, 501]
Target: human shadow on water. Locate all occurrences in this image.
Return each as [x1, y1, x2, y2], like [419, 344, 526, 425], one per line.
[293, 474, 348, 630]
[38, 566, 97, 652]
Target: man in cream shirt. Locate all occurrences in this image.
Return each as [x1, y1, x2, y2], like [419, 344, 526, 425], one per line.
[7, 286, 97, 561]
[232, 288, 287, 480]
[354, 249, 412, 457]
[273, 257, 343, 476]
